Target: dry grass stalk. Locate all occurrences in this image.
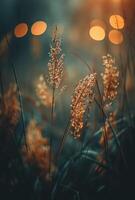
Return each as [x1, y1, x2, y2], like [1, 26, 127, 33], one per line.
[70, 73, 96, 138]
[100, 54, 120, 149]
[101, 54, 119, 104]
[48, 27, 64, 89]
[47, 27, 65, 176]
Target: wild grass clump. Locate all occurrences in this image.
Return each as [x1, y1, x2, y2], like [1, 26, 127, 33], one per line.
[0, 26, 135, 200]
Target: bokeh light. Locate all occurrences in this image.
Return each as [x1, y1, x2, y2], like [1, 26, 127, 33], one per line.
[31, 21, 47, 36]
[109, 30, 123, 44]
[14, 23, 28, 38]
[89, 26, 105, 41]
[109, 15, 125, 29]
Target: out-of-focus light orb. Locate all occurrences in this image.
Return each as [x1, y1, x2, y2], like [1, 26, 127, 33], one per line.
[14, 23, 28, 38]
[109, 15, 125, 29]
[31, 21, 47, 36]
[89, 26, 105, 41]
[109, 30, 123, 45]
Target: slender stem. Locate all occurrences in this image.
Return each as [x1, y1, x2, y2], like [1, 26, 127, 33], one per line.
[96, 79, 109, 160]
[51, 86, 55, 124]
[56, 120, 71, 162]
[71, 51, 92, 72]
[12, 66, 28, 149]
[5, 35, 27, 149]
[49, 85, 55, 176]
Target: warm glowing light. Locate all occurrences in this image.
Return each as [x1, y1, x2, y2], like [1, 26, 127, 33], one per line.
[109, 30, 123, 45]
[31, 21, 47, 36]
[89, 26, 105, 41]
[109, 15, 124, 29]
[14, 23, 28, 38]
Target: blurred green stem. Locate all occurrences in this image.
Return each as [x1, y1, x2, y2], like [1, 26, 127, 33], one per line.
[49, 84, 55, 176]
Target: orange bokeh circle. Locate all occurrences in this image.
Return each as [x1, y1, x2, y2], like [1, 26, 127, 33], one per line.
[14, 23, 28, 38]
[89, 26, 105, 41]
[109, 30, 123, 44]
[31, 21, 47, 36]
[109, 15, 125, 29]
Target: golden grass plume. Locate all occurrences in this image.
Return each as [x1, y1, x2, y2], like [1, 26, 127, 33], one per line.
[70, 73, 96, 138]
